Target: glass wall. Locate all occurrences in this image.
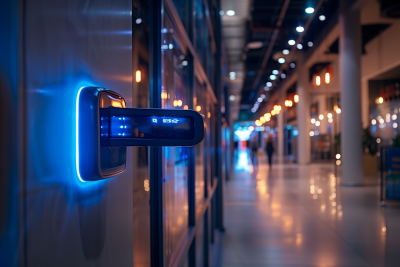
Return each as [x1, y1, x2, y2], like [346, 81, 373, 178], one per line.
[162, 14, 190, 266]
[132, 1, 151, 267]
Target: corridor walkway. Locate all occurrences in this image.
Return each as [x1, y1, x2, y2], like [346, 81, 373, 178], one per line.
[211, 150, 400, 267]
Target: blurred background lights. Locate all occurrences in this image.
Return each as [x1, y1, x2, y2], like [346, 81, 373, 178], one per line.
[288, 40, 296, 45]
[229, 95, 235, 101]
[297, 44, 303, 50]
[283, 49, 289, 55]
[226, 10, 235, 16]
[281, 73, 286, 79]
[266, 82, 273, 87]
[394, 123, 398, 128]
[309, 131, 314, 136]
[294, 94, 299, 103]
[311, 118, 316, 124]
[278, 58, 285, 63]
[290, 63, 296, 68]
[327, 113, 332, 119]
[336, 108, 341, 114]
[319, 15, 326, 21]
[308, 41, 313, 47]
[135, 18, 142, 24]
[272, 70, 279, 75]
[392, 114, 397, 120]
[319, 114, 324, 120]
[315, 121, 320, 126]
[371, 119, 376, 125]
[270, 75, 277, 80]
[305, 7, 314, 14]
[296, 26, 304, 32]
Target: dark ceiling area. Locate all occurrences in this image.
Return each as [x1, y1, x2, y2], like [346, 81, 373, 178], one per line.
[239, 0, 339, 119]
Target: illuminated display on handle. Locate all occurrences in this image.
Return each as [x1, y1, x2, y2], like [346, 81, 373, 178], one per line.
[101, 116, 193, 139]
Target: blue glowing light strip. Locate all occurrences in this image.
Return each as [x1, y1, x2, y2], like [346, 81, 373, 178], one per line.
[76, 87, 85, 182]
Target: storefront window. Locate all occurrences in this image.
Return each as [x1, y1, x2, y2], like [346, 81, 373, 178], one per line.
[132, 1, 151, 266]
[162, 15, 190, 266]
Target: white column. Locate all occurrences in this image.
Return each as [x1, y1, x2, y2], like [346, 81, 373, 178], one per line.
[296, 52, 311, 164]
[339, 0, 364, 185]
[277, 91, 284, 163]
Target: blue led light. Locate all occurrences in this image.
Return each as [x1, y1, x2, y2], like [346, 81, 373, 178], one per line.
[152, 118, 157, 123]
[76, 87, 85, 183]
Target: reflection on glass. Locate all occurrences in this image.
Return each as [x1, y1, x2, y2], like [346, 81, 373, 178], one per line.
[132, 1, 151, 266]
[162, 16, 189, 266]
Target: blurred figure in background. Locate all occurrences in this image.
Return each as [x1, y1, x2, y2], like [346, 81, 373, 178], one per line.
[250, 134, 259, 170]
[265, 135, 274, 168]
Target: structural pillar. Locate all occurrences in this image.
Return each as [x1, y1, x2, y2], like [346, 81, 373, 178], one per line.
[277, 91, 285, 163]
[339, 0, 363, 185]
[296, 52, 311, 164]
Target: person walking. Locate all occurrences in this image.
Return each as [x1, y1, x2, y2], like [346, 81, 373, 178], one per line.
[265, 136, 274, 168]
[250, 135, 259, 170]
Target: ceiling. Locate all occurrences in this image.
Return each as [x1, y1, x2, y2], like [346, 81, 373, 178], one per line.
[221, 0, 341, 121]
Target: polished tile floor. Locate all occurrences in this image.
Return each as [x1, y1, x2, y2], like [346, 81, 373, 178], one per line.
[211, 150, 400, 267]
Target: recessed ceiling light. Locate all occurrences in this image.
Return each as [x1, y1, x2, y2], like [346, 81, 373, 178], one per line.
[272, 70, 279, 75]
[297, 44, 303, 50]
[278, 58, 285, 63]
[305, 7, 314, 14]
[270, 75, 277, 80]
[247, 41, 263, 49]
[283, 49, 290, 55]
[296, 26, 304, 33]
[319, 15, 326, 21]
[288, 40, 296, 45]
[226, 10, 235, 16]
[308, 41, 313, 47]
[290, 63, 296, 68]
[266, 82, 273, 87]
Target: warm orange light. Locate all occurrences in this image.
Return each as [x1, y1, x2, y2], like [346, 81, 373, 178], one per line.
[207, 112, 211, 118]
[271, 110, 276, 115]
[294, 94, 299, 103]
[136, 70, 141, 82]
[196, 105, 201, 112]
[184, 105, 188, 109]
[325, 72, 330, 84]
[378, 97, 383, 104]
[111, 99, 125, 107]
[161, 91, 168, 99]
[316, 75, 321, 86]
[249, 126, 254, 131]
[264, 113, 271, 119]
[260, 117, 265, 123]
[265, 116, 270, 122]
[255, 120, 262, 126]
[173, 100, 177, 107]
[177, 100, 182, 107]
[274, 105, 279, 111]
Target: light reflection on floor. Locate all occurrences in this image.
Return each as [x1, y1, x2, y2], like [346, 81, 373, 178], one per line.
[235, 149, 252, 172]
[212, 150, 400, 267]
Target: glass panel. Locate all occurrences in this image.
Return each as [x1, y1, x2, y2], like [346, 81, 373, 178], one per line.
[196, 219, 204, 266]
[132, 1, 151, 267]
[195, 79, 206, 210]
[195, 0, 206, 68]
[172, 0, 190, 35]
[162, 15, 190, 266]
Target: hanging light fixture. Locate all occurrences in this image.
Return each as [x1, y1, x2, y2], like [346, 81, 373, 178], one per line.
[316, 75, 321, 86]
